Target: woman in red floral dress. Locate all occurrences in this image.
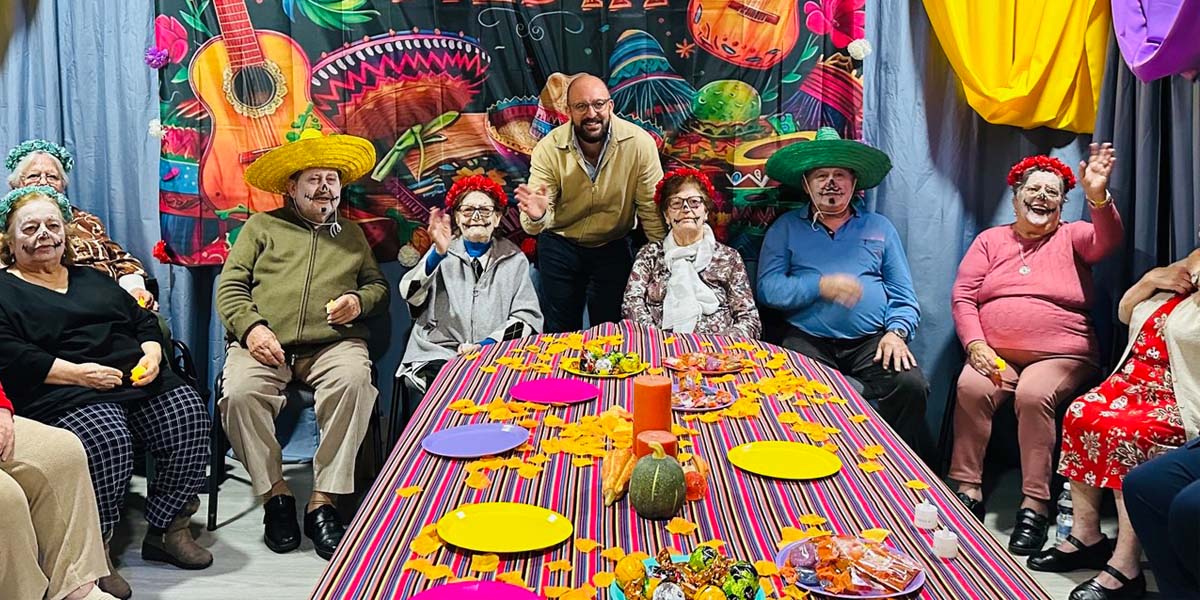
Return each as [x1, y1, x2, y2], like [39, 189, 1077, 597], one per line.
[1028, 250, 1200, 600]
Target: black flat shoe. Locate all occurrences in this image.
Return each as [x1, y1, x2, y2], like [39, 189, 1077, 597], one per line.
[955, 491, 986, 519]
[1008, 508, 1050, 555]
[1027, 534, 1113, 572]
[304, 504, 345, 561]
[263, 494, 301, 554]
[1069, 565, 1146, 600]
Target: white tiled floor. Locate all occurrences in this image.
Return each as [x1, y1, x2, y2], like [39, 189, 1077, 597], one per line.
[107, 464, 1162, 599]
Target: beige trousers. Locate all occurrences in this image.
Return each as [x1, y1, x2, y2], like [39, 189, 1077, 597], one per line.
[219, 339, 377, 497]
[0, 417, 108, 600]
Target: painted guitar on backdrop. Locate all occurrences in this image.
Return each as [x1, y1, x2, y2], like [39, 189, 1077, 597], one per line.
[190, 0, 314, 213]
[687, 0, 801, 70]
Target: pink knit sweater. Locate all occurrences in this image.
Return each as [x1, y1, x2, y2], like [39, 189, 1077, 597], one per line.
[951, 203, 1123, 358]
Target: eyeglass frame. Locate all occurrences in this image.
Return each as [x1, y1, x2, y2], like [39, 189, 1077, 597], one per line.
[21, 171, 63, 185]
[454, 205, 499, 219]
[569, 98, 612, 114]
[665, 195, 708, 211]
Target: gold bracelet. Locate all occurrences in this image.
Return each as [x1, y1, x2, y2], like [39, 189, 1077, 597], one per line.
[1087, 193, 1111, 208]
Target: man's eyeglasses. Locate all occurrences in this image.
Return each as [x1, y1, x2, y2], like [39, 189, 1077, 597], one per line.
[570, 98, 611, 113]
[456, 206, 496, 218]
[666, 196, 706, 211]
[22, 172, 61, 185]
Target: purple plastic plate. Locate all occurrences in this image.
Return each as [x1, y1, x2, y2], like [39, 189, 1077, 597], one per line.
[420, 423, 530, 459]
[774, 540, 927, 599]
[509, 377, 601, 405]
[411, 580, 541, 600]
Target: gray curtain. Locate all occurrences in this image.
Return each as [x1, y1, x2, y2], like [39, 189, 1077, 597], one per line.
[863, 1, 1095, 447]
[1094, 31, 1200, 311]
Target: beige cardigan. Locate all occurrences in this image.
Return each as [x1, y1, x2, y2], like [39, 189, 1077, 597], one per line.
[1116, 291, 1200, 439]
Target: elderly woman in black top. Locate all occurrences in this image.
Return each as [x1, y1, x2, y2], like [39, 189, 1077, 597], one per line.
[0, 186, 211, 599]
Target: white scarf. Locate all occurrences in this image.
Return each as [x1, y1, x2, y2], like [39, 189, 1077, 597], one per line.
[661, 225, 719, 333]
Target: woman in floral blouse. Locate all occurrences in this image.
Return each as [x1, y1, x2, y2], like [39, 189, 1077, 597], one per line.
[1028, 248, 1200, 600]
[622, 167, 760, 339]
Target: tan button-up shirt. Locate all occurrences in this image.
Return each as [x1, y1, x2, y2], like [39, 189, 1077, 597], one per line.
[520, 115, 666, 246]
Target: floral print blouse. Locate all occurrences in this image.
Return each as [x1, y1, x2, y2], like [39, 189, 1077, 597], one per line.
[622, 240, 761, 339]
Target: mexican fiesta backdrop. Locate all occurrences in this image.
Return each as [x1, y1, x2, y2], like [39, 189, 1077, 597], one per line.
[153, 0, 867, 267]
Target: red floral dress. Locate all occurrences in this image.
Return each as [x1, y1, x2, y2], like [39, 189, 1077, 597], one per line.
[1058, 293, 1188, 490]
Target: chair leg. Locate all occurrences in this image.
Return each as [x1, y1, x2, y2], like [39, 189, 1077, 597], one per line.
[388, 377, 404, 448]
[937, 388, 957, 478]
[207, 388, 225, 531]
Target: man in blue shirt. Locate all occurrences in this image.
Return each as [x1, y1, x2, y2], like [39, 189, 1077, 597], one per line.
[757, 128, 929, 456]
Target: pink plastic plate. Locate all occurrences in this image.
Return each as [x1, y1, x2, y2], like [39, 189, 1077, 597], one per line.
[508, 377, 601, 404]
[411, 580, 542, 600]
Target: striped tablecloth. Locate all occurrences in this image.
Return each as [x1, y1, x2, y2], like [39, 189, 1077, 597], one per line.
[312, 321, 1049, 599]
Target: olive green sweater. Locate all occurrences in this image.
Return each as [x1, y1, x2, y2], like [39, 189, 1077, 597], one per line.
[216, 207, 389, 351]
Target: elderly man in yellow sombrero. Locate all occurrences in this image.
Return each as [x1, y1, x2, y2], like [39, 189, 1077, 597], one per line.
[216, 128, 389, 560]
[756, 127, 931, 460]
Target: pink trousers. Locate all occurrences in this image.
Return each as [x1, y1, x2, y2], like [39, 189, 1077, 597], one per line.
[948, 349, 1097, 501]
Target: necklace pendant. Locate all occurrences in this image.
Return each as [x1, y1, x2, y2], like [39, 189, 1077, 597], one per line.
[1019, 265, 1031, 276]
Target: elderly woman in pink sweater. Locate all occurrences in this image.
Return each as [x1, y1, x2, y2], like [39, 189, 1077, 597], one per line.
[948, 144, 1123, 556]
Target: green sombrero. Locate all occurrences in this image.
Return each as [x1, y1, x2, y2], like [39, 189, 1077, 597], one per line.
[765, 127, 892, 191]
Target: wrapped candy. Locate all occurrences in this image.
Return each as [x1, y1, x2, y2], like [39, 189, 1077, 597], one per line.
[651, 582, 685, 600]
[721, 561, 760, 600]
[688, 545, 719, 572]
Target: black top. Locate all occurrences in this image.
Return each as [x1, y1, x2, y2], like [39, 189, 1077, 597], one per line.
[0, 267, 183, 421]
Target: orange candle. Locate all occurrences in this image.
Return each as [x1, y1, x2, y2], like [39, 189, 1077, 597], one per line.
[633, 375, 672, 457]
[636, 430, 678, 457]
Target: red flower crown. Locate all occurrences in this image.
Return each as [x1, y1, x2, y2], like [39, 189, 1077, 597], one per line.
[445, 174, 509, 210]
[654, 167, 720, 206]
[1006, 155, 1076, 191]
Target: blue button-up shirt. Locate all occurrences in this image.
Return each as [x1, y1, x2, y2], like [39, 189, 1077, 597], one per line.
[757, 207, 920, 340]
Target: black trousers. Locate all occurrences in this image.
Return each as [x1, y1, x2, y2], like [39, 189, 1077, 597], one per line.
[1124, 440, 1200, 599]
[536, 232, 635, 334]
[780, 326, 931, 460]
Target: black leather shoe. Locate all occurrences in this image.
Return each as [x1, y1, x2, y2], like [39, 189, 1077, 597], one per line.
[1069, 565, 1146, 600]
[955, 491, 986, 520]
[1027, 534, 1113, 572]
[1008, 508, 1050, 555]
[263, 495, 301, 554]
[304, 504, 345, 560]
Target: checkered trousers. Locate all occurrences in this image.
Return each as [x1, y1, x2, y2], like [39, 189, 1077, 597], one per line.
[51, 385, 210, 534]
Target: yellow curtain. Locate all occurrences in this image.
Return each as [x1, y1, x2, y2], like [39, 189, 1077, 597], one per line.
[922, 0, 1111, 133]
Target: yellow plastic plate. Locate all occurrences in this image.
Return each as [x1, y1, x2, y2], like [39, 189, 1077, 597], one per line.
[436, 502, 573, 553]
[559, 357, 647, 379]
[727, 441, 843, 480]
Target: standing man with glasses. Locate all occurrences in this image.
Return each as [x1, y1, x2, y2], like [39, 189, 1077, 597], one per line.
[515, 74, 666, 333]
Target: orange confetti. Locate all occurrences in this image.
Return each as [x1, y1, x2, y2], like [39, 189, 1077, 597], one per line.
[666, 517, 698, 536]
[857, 461, 884, 474]
[469, 553, 500, 572]
[423, 564, 454, 580]
[664, 337, 677, 344]
[527, 453, 549, 464]
[542, 586, 571, 598]
[516, 463, 544, 479]
[403, 558, 432, 572]
[545, 559, 573, 572]
[760, 576, 776, 595]
[592, 571, 615, 587]
[561, 584, 597, 600]
[396, 485, 423, 498]
[575, 538, 600, 553]
[463, 352, 481, 360]
[600, 546, 626, 561]
[676, 452, 693, 463]
[410, 535, 441, 556]
[627, 551, 651, 562]
[648, 367, 665, 375]
[497, 570, 528, 588]
[544, 414, 566, 428]
[858, 444, 885, 459]
[571, 456, 594, 467]
[481, 366, 498, 373]
[904, 479, 931, 491]
[798, 514, 827, 527]
[754, 560, 780, 576]
[861, 528, 892, 542]
[849, 414, 869, 424]
[698, 539, 726, 549]
[518, 418, 540, 429]
[465, 471, 491, 489]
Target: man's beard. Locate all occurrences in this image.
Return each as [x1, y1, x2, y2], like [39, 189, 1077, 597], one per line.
[574, 116, 608, 144]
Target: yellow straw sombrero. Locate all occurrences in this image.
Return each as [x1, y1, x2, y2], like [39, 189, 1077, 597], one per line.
[244, 129, 377, 195]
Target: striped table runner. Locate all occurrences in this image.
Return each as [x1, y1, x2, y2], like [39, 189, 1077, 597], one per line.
[312, 321, 1049, 599]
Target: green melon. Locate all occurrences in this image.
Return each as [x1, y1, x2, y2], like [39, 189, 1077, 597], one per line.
[629, 441, 686, 521]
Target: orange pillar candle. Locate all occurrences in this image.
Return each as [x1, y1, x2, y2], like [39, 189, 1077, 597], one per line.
[636, 430, 678, 457]
[633, 375, 673, 457]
